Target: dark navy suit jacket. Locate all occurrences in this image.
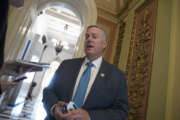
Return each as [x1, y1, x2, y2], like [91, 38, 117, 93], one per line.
[43, 57, 129, 120]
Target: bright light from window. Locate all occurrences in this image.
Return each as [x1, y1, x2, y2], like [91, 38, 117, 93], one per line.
[62, 41, 69, 50]
[42, 61, 60, 88]
[51, 38, 58, 46]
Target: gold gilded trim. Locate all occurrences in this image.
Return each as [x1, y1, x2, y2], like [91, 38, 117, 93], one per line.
[126, 0, 157, 120]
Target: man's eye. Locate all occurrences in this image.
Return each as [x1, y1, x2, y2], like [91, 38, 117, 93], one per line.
[85, 35, 89, 40]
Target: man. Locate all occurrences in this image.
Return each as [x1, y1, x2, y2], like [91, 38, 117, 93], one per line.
[43, 25, 129, 120]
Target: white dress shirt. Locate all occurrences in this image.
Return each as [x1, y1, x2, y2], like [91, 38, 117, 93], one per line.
[71, 56, 103, 103]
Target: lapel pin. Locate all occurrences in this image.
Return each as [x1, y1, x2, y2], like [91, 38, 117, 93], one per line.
[100, 73, 105, 78]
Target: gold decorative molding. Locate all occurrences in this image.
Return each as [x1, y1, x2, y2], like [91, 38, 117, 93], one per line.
[113, 21, 126, 66]
[96, 7, 119, 23]
[126, 0, 157, 120]
[96, 5, 118, 16]
[118, 0, 143, 22]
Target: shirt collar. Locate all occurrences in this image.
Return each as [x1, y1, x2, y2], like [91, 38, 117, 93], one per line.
[84, 56, 102, 68]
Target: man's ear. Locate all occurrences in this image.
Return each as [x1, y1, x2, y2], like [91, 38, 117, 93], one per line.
[9, 0, 24, 8]
[103, 41, 107, 49]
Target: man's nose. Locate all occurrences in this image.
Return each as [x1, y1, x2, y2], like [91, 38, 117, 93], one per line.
[87, 36, 93, 41]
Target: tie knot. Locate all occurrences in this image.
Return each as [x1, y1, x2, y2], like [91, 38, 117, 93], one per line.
[86, 62, 94, 68]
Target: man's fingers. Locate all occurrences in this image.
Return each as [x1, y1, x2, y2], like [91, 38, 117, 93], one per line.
[53, 102, 90, 120]
[57, 101, 68, 106]
[54, 101, 71, 119]
[66, 112, 81, 120]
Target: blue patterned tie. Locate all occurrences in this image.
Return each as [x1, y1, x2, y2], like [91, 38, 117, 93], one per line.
[73, 62, 94, 108]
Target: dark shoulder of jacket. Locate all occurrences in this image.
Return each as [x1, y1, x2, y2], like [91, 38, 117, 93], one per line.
[103, 59, 125, 75]
[61, 57, 84, 65]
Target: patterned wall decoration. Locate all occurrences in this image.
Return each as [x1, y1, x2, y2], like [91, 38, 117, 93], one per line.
[113, 21, 126, 66]
[126, 0, 157, 120]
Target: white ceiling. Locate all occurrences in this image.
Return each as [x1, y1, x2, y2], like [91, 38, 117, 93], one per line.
[35, 6, 82, 61]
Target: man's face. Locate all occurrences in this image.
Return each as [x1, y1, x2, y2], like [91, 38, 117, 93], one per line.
[84, 27, 107, 60]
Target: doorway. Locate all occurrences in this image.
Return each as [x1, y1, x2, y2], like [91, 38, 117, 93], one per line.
[25, 4, 82, 120]
[0, 4, 82, 120]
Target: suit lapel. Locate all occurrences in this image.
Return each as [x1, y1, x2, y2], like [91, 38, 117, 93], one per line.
[83, 59, 109, 107]
[68, 58, 85, 100]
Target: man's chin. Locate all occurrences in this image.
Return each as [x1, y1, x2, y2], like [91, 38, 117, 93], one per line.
[85, 51, 92, 56]
[85, 49, 92, 54]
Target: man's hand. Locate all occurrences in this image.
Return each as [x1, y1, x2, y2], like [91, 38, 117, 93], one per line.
[53, 101, 91, 120]
[53, 101, 69, 120]
[66, 109, 91, 120]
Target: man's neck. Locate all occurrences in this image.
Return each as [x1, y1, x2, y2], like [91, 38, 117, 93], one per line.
[86, 55, 102, 61]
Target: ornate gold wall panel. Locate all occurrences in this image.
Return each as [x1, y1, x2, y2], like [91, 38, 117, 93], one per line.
[113, 21, 126, 66]
[126, 0, 157, 120]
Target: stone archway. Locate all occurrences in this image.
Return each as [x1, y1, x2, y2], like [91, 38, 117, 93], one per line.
[35, 0, 97, 57]
[5, 0, 97, 60]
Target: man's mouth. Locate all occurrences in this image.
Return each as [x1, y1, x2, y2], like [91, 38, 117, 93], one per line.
[86, 45, 94, 49]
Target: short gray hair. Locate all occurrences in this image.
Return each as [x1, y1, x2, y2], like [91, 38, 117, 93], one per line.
[86, 25, 107, 42]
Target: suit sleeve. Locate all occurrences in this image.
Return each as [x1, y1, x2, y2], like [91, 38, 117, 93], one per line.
[42, 62, 64, 115]
[88, 71, 129, 120]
